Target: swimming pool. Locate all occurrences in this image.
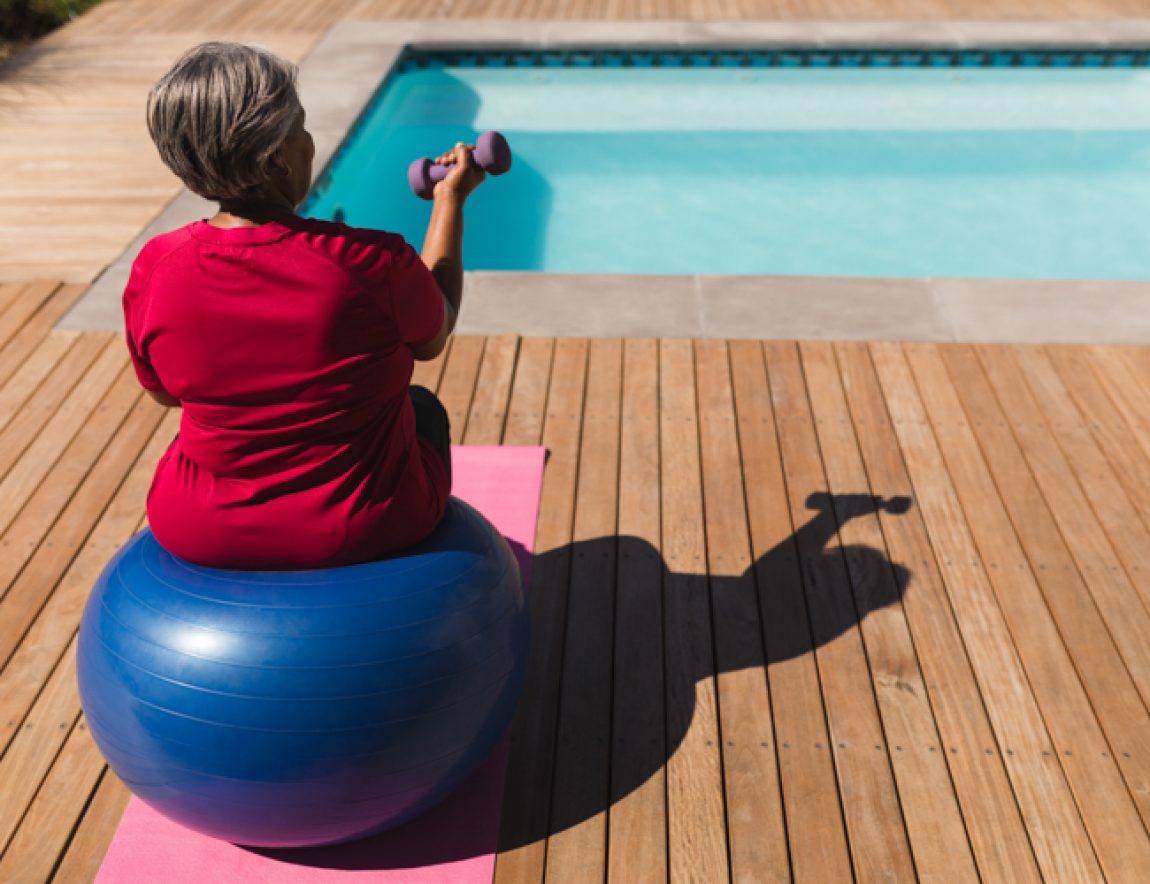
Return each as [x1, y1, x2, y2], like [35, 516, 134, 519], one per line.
[309, 48, 1150, 280]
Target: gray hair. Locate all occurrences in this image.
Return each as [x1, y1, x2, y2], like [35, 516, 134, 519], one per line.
[146, 42, 301, 201]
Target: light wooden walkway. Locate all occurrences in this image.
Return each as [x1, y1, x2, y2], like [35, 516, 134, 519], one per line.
[0, 279, 1147, 881]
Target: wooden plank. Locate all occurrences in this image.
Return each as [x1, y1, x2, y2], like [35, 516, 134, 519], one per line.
[799, 340, 978, 882]
[945, 346, 1150, 854]
[834, 341, 1041, 882]
[0, 281, 58, 353]
[694, 339, 788, 882]
[0, 331, 80, 444]
[0, 338, 125, 540]
[495, 338, 588, 884]
[658, 338, 729, 882]
[955, 345, 1150, 710]
[1047, 347, 1150, 538]
[47, 0, 1150, 36]
[51, 768, 131, 884]
[0, 368, 153, 670]
[997, 347, 1150, 828]
[0, 407, 178, 759]
[0, 282, 27, 315]
[1009, 346, 1150, 611]
[884, 342, 1102, 882]
[463, 334, 519, 445]
[0, 335, 124, 531]
[764, 340, 917, 883]
[0, 638, 82, 856]
[0, 331, 105, 441]
[501, 337, 552, 448]
[728, 339, 852, 883]
[544, 338, 622, 882]
[0, 363, 142, 605]
[0, 332, 114, 477]
[437, 335, 486, 444]
[0, 715, 105, 882]
[1085, 346, 1150, 469]
[0, 284, 85, 390]
[607, 338, 667, 884]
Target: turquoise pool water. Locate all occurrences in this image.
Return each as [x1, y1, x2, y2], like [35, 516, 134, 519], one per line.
[305, 50, 1150, 279]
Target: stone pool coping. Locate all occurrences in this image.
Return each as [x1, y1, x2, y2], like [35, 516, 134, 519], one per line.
[60, 18, 1150, 343]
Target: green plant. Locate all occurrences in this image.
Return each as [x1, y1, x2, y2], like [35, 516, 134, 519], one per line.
[0, 0, 102, 41]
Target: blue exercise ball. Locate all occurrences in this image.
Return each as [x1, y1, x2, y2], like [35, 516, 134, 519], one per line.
[76, 498, 529, 848]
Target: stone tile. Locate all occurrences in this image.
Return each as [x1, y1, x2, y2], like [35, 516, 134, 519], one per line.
[931, 279, 1150, 344]
[698, 275, 950, 341]
[299, 43, 401, 88]
[813, 20, 962, 47]
[457, 272, 701, 338]
[57, 265, 128, 331]
[542, 21, 687, 47]
[317, 19, 418, 48]
[944, 20, 1107, 48]
[408, 21, 549, 47]
[1087, 20, 1150, 46]
[685, 21, 825, 45]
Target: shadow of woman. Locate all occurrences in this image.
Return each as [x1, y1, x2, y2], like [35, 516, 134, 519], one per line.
[252, 490, 912, 871]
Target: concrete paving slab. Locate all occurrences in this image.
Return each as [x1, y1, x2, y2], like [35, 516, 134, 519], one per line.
[457, 272, 701, 338]
[685, 20, 832, 45]
[699, 275, 950, 341]
[540, 21, 687, 46]
[932, 278, 1150, 344]
[1088, 20, 1150, 45]
[296, 45, 401, 111]
[944, 20, 1110, 47]
[318, 18, 418, 48]
[812, 20, 966, 47]
[407, 20, 549, 47]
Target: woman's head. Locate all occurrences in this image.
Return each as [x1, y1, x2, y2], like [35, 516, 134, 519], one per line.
[147, 42, 312, 206]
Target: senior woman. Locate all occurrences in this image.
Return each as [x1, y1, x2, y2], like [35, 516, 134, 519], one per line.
[124, 42, 486, 569]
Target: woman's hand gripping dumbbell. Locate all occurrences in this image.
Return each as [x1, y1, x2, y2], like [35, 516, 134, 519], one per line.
[408, 131, 513, 200]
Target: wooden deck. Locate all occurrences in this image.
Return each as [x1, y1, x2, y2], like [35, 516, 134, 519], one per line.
[3, 0, 1150, 880]
[0, 280, 1146, 881]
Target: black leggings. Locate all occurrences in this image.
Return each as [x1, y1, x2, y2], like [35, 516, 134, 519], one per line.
[409, 385, 452, 484]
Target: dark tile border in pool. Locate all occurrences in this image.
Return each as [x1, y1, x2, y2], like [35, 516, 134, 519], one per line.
[60, 19, 1150, 343]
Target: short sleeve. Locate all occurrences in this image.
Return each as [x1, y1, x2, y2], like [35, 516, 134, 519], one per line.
[121, 249, 169, 394]
[389, 242, 445, 346]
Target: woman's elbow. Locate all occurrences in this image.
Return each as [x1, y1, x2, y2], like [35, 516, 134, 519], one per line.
[409, 302, 457, 361]
[409, 330, 449, 362]
[147, 389, 181, 408]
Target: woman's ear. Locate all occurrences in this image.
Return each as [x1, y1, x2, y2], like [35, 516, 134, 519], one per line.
[267, 148, 291, 180]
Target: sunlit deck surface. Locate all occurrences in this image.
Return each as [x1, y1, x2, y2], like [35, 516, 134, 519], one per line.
[2, 1, 1150, 881]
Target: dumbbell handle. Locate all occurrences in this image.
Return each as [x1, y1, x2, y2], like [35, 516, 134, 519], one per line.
[408, 131, 512, 200]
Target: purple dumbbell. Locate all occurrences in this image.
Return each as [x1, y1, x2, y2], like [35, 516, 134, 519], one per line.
[407, 131, 513, 200]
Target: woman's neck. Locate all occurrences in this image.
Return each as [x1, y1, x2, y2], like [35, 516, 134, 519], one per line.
[209, 196, 296, 228]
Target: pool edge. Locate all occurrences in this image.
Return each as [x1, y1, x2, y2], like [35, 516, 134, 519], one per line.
[58, 18, 1150, 344]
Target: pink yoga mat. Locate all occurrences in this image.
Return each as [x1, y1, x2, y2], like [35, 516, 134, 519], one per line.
[96, 446, 547, 884]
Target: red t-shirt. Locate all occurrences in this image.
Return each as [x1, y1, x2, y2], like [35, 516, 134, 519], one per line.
[123, 216, 449, 569]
